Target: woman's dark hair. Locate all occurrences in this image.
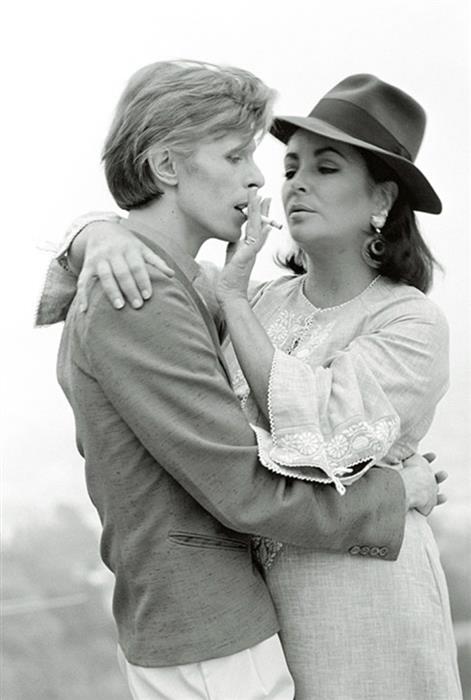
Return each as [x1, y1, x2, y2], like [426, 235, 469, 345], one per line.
[276, 148, 442, 293]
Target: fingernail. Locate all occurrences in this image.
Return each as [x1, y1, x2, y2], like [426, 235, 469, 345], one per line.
[142, 289, 151, 300]
[132, 299, 143, 309]
[80, 305, 87, 313]
[114, 299, 125, 309]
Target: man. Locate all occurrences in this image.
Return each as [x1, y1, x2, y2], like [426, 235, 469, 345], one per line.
[37, 60, 440, 700]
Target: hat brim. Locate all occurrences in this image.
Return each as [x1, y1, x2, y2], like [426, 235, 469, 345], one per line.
[270, 116, 442, 214]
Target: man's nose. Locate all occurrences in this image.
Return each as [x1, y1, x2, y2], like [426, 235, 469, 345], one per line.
[247, 162, 265, 189]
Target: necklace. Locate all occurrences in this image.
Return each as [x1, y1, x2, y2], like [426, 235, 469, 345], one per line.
[288, 275, 381, 354]
[303, 274, 380, 314]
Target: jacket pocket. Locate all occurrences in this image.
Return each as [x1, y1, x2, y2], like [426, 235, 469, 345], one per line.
[168, 530, 248, 552]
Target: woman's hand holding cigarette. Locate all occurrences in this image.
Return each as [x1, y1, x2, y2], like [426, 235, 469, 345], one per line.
[241, 209, 283, 230]
[217, 187, 272, 307]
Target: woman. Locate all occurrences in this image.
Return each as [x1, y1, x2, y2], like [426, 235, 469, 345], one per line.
[45, 75, 461, 698]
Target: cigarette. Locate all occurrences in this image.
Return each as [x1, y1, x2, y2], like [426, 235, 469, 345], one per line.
[242, 208, 283, 229]
[261, 215, 283, 230]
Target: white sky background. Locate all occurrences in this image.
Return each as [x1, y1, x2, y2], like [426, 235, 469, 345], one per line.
[3, 0, 470, 533]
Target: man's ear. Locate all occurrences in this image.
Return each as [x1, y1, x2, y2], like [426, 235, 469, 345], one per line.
[148, 148, 178, 187]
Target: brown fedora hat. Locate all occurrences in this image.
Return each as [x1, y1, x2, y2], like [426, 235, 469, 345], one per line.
[270, 74, 442, 214]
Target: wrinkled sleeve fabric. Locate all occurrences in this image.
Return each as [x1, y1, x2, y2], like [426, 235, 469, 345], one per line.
[79, 274, 406, 558]
[254, 297, 449, 494]
[35, 258, 79, 327]
[35, 211, 119, 326]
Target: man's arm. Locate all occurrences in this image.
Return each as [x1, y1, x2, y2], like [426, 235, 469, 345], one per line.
[82, 272, 412, 559]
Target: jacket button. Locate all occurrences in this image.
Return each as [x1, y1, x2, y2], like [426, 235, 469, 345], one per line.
[360, 546, 370, 556]
[370, 546, 380, 556]
[379, 547, 389, 557]
[349, 545, 361, 555]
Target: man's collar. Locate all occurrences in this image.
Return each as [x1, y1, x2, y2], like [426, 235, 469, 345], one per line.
[122, 217, 200, 283]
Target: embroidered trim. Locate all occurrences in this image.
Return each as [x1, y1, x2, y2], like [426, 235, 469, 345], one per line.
[253, 424, 378, 495]
[266, 348, 279, 443]
[274, 417, 398, 468]
[233, 300, 336, 415]
[267, 309, 318, 351]
[263, 363, 399, 497]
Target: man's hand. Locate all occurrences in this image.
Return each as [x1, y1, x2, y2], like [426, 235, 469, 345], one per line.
[400, 452, 447, 516]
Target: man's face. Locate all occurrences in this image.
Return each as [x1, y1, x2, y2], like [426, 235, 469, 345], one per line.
[174, 133, 265, 243]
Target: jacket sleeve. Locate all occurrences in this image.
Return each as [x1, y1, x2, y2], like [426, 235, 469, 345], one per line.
[82, 273, 407, 559]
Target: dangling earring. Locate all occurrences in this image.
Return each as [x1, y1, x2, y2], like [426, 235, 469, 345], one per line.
[362, 211, 388, 269]
[293, 246, 307, 271]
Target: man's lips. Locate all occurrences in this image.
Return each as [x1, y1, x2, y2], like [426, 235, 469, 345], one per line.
[233, 204, 284, 230]
[235, 204, 248, 216]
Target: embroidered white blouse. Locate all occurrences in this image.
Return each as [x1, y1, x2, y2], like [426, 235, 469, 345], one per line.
[217, 272, 449, 494]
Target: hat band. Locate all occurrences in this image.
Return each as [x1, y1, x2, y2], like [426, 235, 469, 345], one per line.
[311, 98, 412, 161]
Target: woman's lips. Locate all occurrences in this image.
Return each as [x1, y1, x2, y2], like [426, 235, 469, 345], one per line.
[288, 203, 316, 216]
[288, 209, 315, 218]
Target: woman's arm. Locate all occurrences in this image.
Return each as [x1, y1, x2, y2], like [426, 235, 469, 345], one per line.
[262, 299, 448, 491]
[216, 187, 275, 413]
[36, 213, 174, 325]
[68, 219, 174, 311]
[222, 295, 449, 496]
[36, 212, 120, 326]
[219, 297, 275, 416]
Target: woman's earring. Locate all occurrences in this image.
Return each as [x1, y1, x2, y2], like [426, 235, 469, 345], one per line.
[362, 211, 388, 269]
[293, 246, 307, 270]
[370, 211, 387, 232]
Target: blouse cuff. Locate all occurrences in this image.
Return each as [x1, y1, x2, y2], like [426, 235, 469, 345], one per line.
[35, 259, 78, 326]
[256, 348, 400, 494]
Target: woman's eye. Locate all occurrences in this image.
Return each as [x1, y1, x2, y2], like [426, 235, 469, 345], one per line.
[318, 165, 338, 174]
[227, 155, 242, 163]
[284, 170, 296, 180]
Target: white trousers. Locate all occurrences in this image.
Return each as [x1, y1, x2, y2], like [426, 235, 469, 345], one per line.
[117, 634, 295, 700]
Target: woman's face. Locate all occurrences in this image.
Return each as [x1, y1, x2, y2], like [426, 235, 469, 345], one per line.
[281, 130, 381, 256]
[174, 132, 265, 244]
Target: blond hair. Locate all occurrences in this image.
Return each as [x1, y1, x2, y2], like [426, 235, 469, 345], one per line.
[103, 60, 276, 210]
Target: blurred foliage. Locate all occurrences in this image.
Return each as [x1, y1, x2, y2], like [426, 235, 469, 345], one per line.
[2, 504, 470, 699]
[431, 512, 471, 699]
[2, 505, 129, 700]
